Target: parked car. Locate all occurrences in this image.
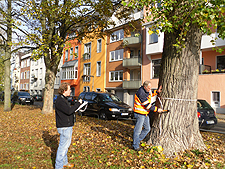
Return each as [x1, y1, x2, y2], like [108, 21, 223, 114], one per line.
[0, 91, 4, 101]
[197, 99, 217, 129]
[32, 94, 43, 101]
[78, 91, 134, 120]
[53, 94, 58, 104]
[11, 91, 34, 105]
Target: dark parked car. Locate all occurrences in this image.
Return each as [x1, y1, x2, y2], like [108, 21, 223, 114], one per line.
[197, 99, 217, 129]
[12, 91, 34, 105]
[32, 94, 43, 101]
[78, 91, 134, 120]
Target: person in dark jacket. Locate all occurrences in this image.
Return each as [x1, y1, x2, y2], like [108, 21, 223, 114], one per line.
[133, 81, 163, 151]
[55, 82, 82, 169]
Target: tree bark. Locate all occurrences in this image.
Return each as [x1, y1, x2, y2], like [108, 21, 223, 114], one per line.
[41, 68, 56, 114]
[147, 23, 205, 156]
[4, 0, 12, 112]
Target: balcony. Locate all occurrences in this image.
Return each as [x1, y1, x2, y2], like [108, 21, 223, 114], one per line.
[199, 64, 225, 74]
[123, 79, 141, 89]
[123, 57, 141, 68]
[123, 35, 141, 48]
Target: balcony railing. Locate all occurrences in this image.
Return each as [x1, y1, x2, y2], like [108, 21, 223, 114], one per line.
[199, 64, 225, 74]
[123, 35, 141, 47]
[123, 57, 141, 68]
[123, 79, 141, 89]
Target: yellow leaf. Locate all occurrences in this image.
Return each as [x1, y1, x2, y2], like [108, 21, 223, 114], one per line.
[140, 166, 145, 168]
[186, 164, 193, 168]
[148, 30, 153, 35]
[72, 143, 76, 145]
[205, 163, 211, 166]
[99, 160, 102, 163]
[126, 160, 130, 163]
[157, 146, 163, 152]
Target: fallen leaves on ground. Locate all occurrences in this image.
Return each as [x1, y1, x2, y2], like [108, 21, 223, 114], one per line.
[0, 104, 224, 169]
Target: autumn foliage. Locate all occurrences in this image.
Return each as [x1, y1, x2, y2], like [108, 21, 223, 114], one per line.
[0, 104, 224, 168]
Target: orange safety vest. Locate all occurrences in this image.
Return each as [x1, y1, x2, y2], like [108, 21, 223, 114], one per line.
[133, 89, 158, 115]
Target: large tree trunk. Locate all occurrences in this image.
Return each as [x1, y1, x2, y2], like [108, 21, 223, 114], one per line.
[41, 68, 56, 114]
[147, 23, 205, 156]
[4, 0, 12, 112]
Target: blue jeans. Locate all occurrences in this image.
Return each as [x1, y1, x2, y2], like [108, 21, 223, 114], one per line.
[133, 113, 150, 150]
[55, 127, 73, 169]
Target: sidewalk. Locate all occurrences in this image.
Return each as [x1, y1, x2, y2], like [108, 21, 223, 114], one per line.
[217, 113, 225, 120]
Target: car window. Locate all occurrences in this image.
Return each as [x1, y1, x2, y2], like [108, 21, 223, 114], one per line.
[99, 94, 113, 102]
[84, 93, 92, 101]
[78, 93, 85, 99]
[92, 93, 98, 100]
[197, 100, 213, 109]
[18, 92, 30, 96]
[110, 94, 122, 102]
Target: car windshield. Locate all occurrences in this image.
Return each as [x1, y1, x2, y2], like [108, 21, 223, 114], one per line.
[100, 94, 121, 102]
[197, 100, 212, 109]
[18, 92, 30, 96]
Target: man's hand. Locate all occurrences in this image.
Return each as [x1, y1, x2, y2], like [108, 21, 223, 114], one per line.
[157, 108, 163, 113]
[78, 99, 83, 104]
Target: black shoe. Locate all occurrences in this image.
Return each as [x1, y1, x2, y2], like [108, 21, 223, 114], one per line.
[134, 147, 143, 151]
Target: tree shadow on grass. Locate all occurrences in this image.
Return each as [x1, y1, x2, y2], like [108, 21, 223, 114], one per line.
[42, 130, 59, 168]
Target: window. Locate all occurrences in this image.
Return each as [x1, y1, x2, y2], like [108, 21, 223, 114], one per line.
[84, 43, 91, 60]
[217, 55, 225, 70]
[65, 49, 68, 61]
[109, 70, 123, 81]
[62, 67, 77, 80]
[110, 49, 124, 61]
[27, 71, 30, 79]
[149, 29, 158, 44]
[96, 61, 101, 76]
[39, 68, 42, 78]
[83, 63, 91, 82]
[212, 92, 220, 102]
[35, 69, 38, 78]
[27, 59, 30, 67]
[39, 79, 42, 86]
[110, 29, 124, 43]
[70, 48, 73, 60]
[97, 39, 102, 53]
[21, 72, 24, 79]
[152, 59, 161, 78]
[75, 46, 78, 58]
[83, 86, 90, 92]
[96, 88, 101, 92]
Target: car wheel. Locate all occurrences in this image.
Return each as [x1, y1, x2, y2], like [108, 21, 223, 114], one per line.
[99, 111, 107, 120]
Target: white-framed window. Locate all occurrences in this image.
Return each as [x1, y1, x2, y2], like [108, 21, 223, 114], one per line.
[27, 59, 30, 67]
[109, 70, 123, 81]
[110, 49, 124, 61]
[83, 43, 91, 60]
[149, 29, 158, 44]
[83, 86, 90, 92]
[26, 83, 29, 90]
[152, 59, 161, 78]
[110, 29, 124, 43]
[21, 60, 24, 68]
[75, 46, 79, 58]
[62, 66, 77, 80]
[217, 55, 225, 70]
[35, 69, 38, 78]
[97, 39, 102, 53]
[83, 63, 91, 81]
[96, 61, 101, 76]
[21, 72, 24, 79]
[96, 88, 101, 92]
[70, 48, 73, 60]
[65, 49, 68, 61]
[39, 79, 42, 86]
[27, 71, 30, 79]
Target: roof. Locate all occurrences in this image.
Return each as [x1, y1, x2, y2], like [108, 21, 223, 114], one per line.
[61, 60, 78, 68]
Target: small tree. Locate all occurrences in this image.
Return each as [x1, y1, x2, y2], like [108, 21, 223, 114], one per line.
[124, 0, 225, 156]
[18, 0, 133, 114]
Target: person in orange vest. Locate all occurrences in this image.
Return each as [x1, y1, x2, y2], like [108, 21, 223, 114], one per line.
[133, 81, 163, 151]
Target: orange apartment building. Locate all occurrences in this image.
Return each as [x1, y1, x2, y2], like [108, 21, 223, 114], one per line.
[61, 33, 81, 97]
